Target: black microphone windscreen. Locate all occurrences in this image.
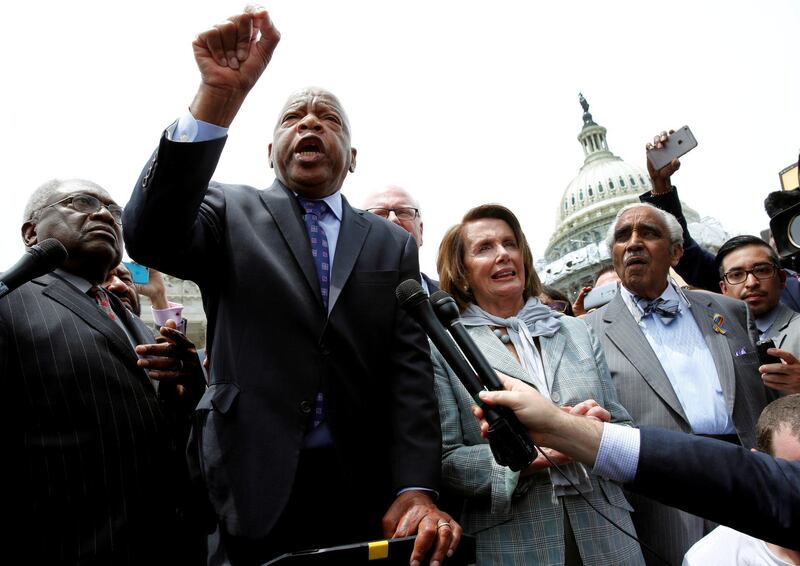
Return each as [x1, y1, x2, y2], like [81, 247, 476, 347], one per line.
[32, 238, 69, 268]
[429, 289, 449, 304]
[396, 278, 425, 305]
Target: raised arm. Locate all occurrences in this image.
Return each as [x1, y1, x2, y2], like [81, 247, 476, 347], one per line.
[640, 129, 720, 292]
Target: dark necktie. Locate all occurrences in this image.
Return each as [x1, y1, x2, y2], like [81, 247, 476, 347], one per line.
[298, 198, 331, 428]
[88, 286, 117, 321]
[298, 198, 331, 309]
[637, 297, 680, 325]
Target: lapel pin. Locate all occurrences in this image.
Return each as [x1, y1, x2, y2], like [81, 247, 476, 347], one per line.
[712, 313, 727, 335]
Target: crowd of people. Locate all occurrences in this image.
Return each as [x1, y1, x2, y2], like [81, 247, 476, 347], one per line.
[5, 5, 798, 566]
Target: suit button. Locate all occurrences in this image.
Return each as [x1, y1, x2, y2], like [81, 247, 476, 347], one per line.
[550, 392, 561, 404]
[299, 400, 312, 414]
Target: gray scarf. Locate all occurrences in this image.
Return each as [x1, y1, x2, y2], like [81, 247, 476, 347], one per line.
[461, 297, 592, 497]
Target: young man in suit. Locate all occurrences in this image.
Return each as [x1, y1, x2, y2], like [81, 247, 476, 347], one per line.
[123, 7, 458, 565]
[3, 178, 206, 564]
[716, 235, 800, 394]
[583, 202, 772, 565]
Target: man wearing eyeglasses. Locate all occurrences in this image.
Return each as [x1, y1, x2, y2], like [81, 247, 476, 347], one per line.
[362, 185, 439, 294]
[717, 235, 800, 394]
[3, 178, 207, 564]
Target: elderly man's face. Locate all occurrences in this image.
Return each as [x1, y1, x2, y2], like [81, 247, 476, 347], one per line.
[611, 207, 682, 300]
[269, 89, 357, 199]
[362, 185, 423, 247]
[103, 264, 141, 316]
[24, 182, 122, 283]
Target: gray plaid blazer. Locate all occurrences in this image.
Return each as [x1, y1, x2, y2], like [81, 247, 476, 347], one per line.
[432, 315, 645, 565]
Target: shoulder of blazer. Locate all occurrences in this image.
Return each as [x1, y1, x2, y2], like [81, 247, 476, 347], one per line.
[771, 302, 800, 333]
[583, 292, 625, 327]
[689, 289, 747, 319]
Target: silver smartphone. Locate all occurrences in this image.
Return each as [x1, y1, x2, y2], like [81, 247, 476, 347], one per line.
[583, 282, 619, 311]
[646, 125, 698, 171]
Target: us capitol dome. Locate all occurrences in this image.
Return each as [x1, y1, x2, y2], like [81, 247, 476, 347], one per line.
[537, 94, 728, 296]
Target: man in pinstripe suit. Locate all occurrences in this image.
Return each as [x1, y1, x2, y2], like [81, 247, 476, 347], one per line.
[3, 179, 205, 564]
[584, 203, 772, 565]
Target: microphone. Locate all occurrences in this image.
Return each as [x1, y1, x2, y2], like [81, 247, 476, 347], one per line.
[430, 290, 506, 391]
[0, 239, 68, 299]
[395, 279, 485, 395]
[396, 279, 535, 471]
[427, 288, 537, 471]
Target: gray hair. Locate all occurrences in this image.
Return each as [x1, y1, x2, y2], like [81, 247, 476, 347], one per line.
[605, 202, 684, 254]
[23, 178, 109, 222]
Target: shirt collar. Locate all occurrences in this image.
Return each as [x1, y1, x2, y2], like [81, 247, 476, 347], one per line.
[755, 306, 780, 338]
[294, 190, 343, 222]
[620, 280, 685, 322]
[53, 268, 93, 294]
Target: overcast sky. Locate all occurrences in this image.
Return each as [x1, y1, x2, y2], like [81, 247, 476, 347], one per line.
[1, 0, 798, 276]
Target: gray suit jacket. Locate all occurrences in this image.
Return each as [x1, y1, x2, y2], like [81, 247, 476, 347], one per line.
[433, 315, 645, 565]
[766, 302, 800, 355]
[584, 289, 770, 565]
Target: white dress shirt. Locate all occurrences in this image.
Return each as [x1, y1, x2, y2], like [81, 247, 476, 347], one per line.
[619, 282, 736, 435]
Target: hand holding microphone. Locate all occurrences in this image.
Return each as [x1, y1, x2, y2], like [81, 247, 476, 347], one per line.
[396, 280, 535, 471]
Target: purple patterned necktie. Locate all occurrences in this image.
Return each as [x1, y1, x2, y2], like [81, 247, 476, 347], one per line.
[88, 286, 117, 321]
[299, 198, 331, 427]
[299, 198, 331, 309]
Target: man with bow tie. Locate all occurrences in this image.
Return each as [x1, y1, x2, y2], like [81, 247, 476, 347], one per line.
[583, 202, 773, 566]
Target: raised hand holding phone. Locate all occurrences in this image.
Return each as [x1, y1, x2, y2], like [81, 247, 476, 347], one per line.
[646, 126, 698, 193]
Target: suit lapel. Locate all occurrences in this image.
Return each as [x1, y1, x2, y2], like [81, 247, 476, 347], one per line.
[329, 196, 369, 314]
[467, 326, 532, 385]
[540, 328, 566, 386]
[686, 291, 736, 411]
[602, 294, 690, 423]
[770, 303, 797, 349]
[39, 274, 140, 367]
[259, 181, 324, 310]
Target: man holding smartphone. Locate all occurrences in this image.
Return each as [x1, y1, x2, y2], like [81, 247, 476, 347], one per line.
[641, 130, 800, 395]
[716, 235, 800, 394]
[640, 129, 800, 311]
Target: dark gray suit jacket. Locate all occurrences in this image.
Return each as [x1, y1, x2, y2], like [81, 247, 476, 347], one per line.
[632, 426, 800, 551]
[2, 273, 197, 564]
[584, 289, 771, 565]
[123, 134, 441, 541]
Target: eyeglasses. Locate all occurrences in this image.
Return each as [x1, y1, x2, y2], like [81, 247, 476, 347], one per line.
[545, 300, 570, 313]
[366, 207, 419, 221]
[44, 194, 123, 225]
[723, 263, 778, 285]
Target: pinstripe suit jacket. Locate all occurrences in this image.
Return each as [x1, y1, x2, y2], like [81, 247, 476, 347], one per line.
[432, 315, 645, 566]
[583, 289, 771, 565]
[2, 273, 196, 565]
